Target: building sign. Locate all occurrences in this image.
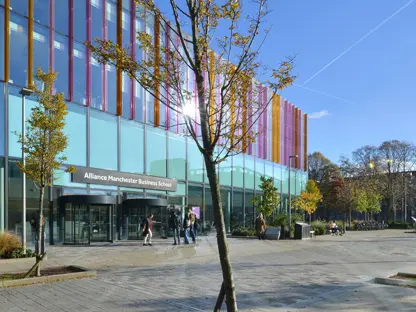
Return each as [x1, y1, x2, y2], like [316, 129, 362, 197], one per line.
[192, 206, 200, 219]
[72, 167, 177, 192]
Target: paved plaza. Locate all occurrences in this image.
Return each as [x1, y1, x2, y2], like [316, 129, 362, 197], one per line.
[0, 230, 415, 311]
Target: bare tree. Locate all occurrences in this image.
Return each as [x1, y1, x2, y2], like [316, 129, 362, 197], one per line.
[87, 1, 296, 310]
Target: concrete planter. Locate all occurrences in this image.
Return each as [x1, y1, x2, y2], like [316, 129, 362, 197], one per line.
[0, 257, 36, 265]
[375, 272, 416, 288]
[0, 265, 97, 288]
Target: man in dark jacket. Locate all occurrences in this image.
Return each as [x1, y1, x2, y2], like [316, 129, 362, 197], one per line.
[142, 214, 153, 246]
[169, 210, 181, 245]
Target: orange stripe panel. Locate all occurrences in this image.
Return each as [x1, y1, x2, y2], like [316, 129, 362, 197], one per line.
[209, 51, 215, 141]
[116, 0, 122, 116]
[242, 80, 248, 153]
[304, 114, 308, 170]
[153, 14, 160, 127]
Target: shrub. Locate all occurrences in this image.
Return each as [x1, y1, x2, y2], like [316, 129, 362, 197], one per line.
[310, 221, 327, 235]
[0, 232, 22, 259]
[231, 227, 256, 237]
[388, 222, 412, 229]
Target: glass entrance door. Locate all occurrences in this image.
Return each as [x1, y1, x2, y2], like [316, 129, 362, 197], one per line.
[127, 206, 146, 240]
[90, 205, 111, 242]
[64, 203, 89, 244]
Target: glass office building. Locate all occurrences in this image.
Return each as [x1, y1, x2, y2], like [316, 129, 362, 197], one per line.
[0, 0, 308, 245]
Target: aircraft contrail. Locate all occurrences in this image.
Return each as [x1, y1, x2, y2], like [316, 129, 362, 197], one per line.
[303, 0, 415, 85]
[294, 84, 356, 105]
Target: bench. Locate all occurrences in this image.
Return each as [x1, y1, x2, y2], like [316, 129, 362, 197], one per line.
[310, 230, 315, 238]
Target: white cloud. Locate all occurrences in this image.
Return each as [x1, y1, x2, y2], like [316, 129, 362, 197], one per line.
[309, 110, 330, 119]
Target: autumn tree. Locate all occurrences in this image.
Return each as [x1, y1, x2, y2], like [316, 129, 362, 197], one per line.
[87, 1, 295, 310]
[15, 69, 73, 277]
[251, 176, 280, 218]
[293, 179, 322, 224]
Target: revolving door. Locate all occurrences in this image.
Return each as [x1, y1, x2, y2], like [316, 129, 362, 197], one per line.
[58, 195, 116, 244]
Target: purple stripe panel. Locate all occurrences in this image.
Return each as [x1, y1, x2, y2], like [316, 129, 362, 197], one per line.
[68, 0, 74, 101]
[130, 0, 136, 119]
[298, 109, 302, 169]
[86, 0, 91, 106]
[102, 0, 107, 111]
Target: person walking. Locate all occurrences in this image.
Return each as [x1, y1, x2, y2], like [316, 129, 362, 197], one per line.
[183, 213, 190, 244]
[142, 214, 153, 246]
[255, 213, 266, 240]
[169, 209, 181, 245]
[189, 212, 197, 243]
[193, 218, 199, 242]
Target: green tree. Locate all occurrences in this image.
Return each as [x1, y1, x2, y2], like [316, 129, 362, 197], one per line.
[87, 1, 295, 310]
[251, 176, 280, 218]
[15, 69, 73, 277]
[293, 179, 322, 224]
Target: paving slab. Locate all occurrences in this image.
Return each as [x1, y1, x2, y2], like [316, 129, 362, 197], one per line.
[0, 230, 415, 311]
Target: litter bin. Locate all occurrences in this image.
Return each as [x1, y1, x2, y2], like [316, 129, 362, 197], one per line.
[294, 222, 311, 240]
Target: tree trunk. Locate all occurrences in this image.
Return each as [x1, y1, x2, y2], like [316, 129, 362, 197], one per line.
[205, 156, 238, 312]
[308, 213, 311, 225]
[214, 282, 225, 312]
[36, 187, 45, 277]
[349, 209, 352, 230]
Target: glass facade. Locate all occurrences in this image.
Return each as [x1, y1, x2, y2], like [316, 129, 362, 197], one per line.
[0, 0, 308, 244]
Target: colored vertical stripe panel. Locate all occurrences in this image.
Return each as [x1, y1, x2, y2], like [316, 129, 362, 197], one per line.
[86, 0, 91, 105]
[49, 0, 54, 78]
[130, 0, 136, 119]
[257, 85, 262, 158]
[28, 0, 34, 86]
[272, 94, 281, 163]
[102, 0, 107, 111]
[242, 81, 248, 153]
[294, 107, 299, 168]
[209, 51, 215, 141]
[116, 0, 122, 116]
[248, 84, 253, 155]
[4, 0, 10, 82]
[165, 22, 170, 130]
[230, 70, 236, 148]
[298, 109, 302, 170]
[304, 114, 308, 170]
[276, 95, 281, 164]
[153, 14, 160, 127]
[68, 0, 74, 101]
[262, 87, 267, 159]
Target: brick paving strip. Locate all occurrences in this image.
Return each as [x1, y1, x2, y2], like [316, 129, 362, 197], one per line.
[0, 230, 415, 311]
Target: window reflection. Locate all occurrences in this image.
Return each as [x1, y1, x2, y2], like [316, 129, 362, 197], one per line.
[73, 42, 86, 104]
[255, 159, 265, 190]
[9, 13, 28, 86]
[90, 109, 117, 170]
[120, 119, 144, 173]
[54, 1, 69, 35]
[10, 0, 27, 16]
[91, 0, 103, 40]
[146, 127, 166, 177]
[168, 133, 185, 180]
[33, 23, 49, 76]
[74, 0, 87, 42]
[54, 33, 69, 96]
[34, 0, 49, 26]
[244, 155, 255, 189]
[106, 0, 116, 42]
[64, 104, 86, 166]
[122, 72, 130, 118]
[134, 17, 144, 122]
[91, 56, 103, 110]
[233, 154, 244, 188]
[188, 141, 203, 182]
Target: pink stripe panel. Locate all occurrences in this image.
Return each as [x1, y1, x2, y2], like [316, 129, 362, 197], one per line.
[130, 0, 136, 119]
[262, 86, 267, 160]
[86, 0, 91, 106]
[248, 85, 253, 155]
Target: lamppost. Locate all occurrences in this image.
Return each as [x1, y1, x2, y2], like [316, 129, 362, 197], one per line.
[288, 155, 298, 238]
[19, 87, 34, 252]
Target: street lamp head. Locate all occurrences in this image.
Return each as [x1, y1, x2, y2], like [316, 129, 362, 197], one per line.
[19, 88, 34, 96]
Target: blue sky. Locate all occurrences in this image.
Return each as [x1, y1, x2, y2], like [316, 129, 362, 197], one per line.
[156, 0, 416, 163]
